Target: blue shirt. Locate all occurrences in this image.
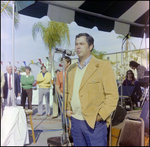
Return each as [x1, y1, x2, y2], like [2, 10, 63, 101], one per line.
[42, 73, 45, 77]
[77, 55, 92, 70]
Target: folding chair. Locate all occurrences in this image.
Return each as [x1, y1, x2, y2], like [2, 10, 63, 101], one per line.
[118, 86, 135, 110]
[117, 116, 144, 146]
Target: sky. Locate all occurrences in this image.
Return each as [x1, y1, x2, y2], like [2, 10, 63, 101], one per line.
[1, 1, 149, 79]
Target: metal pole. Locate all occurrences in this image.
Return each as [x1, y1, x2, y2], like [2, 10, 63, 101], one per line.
[144, 30, 148, 70]
[12, 1, 16, 107]
[62, 52, 69, 146]
[120, 39, 126, 107]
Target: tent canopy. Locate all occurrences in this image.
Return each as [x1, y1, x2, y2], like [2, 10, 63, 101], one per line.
[15, 1, 149, 38]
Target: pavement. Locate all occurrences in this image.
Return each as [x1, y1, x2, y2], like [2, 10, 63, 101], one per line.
[24, 105, 142, 146]
[25, 105, 64, 146]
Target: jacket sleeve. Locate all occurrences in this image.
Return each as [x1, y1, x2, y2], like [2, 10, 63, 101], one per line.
[65, 67, 71, 111]
[98, 61, 119, 121]
[42, 73, 51, 84]
[20, 75, 25, 84]
[1, 71, 5, 88]
[27, 75, 34, 84]
[16, 74, 20, 93]
[21, 75, 34, 85]
[37, 73, 44, 83]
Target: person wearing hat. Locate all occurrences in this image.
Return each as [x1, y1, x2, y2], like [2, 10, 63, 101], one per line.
[21, 66, 34, 109]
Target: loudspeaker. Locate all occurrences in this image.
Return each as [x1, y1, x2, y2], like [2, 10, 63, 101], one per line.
[112, 105, 127, 126]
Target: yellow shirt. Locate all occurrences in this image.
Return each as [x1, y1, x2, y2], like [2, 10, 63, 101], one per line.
[37, 72, 51, 88]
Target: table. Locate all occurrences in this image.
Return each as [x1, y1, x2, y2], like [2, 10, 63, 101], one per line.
[1, 106, 29, 146]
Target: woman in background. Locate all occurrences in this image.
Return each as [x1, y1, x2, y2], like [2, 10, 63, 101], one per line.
[123, 70, 142, 107]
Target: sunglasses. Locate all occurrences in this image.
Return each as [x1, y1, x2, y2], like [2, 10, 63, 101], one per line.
[127, 73, 132, 75]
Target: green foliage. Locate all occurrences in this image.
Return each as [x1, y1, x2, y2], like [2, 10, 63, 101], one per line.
[91, 49, 106, 60]
[1, 1, 20, 29]
[110, 35, 148, 81]
[18, 66, 25, 72]
[32, 20, 70, 54]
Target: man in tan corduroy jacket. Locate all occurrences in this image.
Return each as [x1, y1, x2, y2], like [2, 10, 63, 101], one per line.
[65, 33, 119, 146]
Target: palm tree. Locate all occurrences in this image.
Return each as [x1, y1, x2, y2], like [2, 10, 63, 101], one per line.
[91, 49, 106, 59]
[1, 1, 20, 29]
[117, 34, 137, 79]
[32, 20, 70, 72]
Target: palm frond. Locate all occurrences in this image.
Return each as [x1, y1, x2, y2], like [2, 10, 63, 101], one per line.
[1, 1, 20, 29]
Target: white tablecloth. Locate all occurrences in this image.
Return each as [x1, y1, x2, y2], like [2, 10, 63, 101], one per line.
[1, 106, 29, 146]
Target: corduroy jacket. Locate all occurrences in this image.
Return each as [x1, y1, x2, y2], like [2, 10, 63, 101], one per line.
[65, 56, 119, 129]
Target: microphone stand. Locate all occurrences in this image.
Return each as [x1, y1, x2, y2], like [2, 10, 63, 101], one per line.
[120, 37, 127, 107]
[61, 51, 69, 146]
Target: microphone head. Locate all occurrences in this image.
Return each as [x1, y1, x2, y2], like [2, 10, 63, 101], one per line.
[71, 49, 76, 56]
[66, 49, 76, 56]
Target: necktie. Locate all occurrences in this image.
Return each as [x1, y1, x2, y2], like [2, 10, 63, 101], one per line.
[9, 74, 11, 89]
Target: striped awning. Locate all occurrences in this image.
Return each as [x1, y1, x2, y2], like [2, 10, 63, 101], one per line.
[15, 1, 149, 38]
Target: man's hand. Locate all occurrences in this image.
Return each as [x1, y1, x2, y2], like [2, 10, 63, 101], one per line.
[66, 110, 73, 117]
[96, 113, 102, 121]
[131, 81, 135, 85]
[18, 93, 20, 96]
[60, 93, 63, 97]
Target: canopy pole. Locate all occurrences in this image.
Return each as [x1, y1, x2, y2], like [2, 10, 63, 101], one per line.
[40, 1, 149, 28]
[120, 38, 126, 107]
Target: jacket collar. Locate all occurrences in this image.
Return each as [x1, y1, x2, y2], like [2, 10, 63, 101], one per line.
[79, 56, 99, 91]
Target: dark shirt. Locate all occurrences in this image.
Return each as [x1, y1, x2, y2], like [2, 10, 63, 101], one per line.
[123, 79, 134, 86]
[42, 73, 45, 77]
[122, 78, 142, 103]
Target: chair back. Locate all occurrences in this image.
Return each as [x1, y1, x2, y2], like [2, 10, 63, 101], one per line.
[117, 116, 144, 146]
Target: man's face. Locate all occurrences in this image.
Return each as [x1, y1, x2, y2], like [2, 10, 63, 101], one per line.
[16, 70, 20, 75]
[14, 67, 17, 72]
[25, 69, 30, 74]
[7, 66, 12, 74]
[75, 36, 93, 59]
[41, 67, 46, 73]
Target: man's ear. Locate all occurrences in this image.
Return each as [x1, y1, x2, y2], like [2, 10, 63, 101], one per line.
[90, 44, 93, 51]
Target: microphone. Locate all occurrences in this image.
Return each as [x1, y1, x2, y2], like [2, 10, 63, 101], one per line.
[55, 48, 76, 56]
[123, 33, 131, 40]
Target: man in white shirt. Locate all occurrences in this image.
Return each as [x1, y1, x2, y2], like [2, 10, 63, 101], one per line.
[3, 65, 20, 108]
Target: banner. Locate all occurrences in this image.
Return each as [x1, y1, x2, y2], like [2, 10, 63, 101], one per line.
[38, 59, 42, 64]
[23, 61, 26, 67]
[31, 60, 34, 64]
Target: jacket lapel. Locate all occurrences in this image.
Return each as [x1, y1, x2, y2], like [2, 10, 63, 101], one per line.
[79, 56, 99, 91]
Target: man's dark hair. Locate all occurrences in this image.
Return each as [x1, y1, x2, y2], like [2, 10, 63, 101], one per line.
[61, 56, 71, 65]
[75, 33, 94, 51]
[129, 61, 140, 68]
[55, 69, 60, 73]
[41, 66, 46, 70]
[25, 66, 31, 71]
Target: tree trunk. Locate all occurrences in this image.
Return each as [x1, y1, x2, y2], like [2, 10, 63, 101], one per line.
[48, 54, 52, 73]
